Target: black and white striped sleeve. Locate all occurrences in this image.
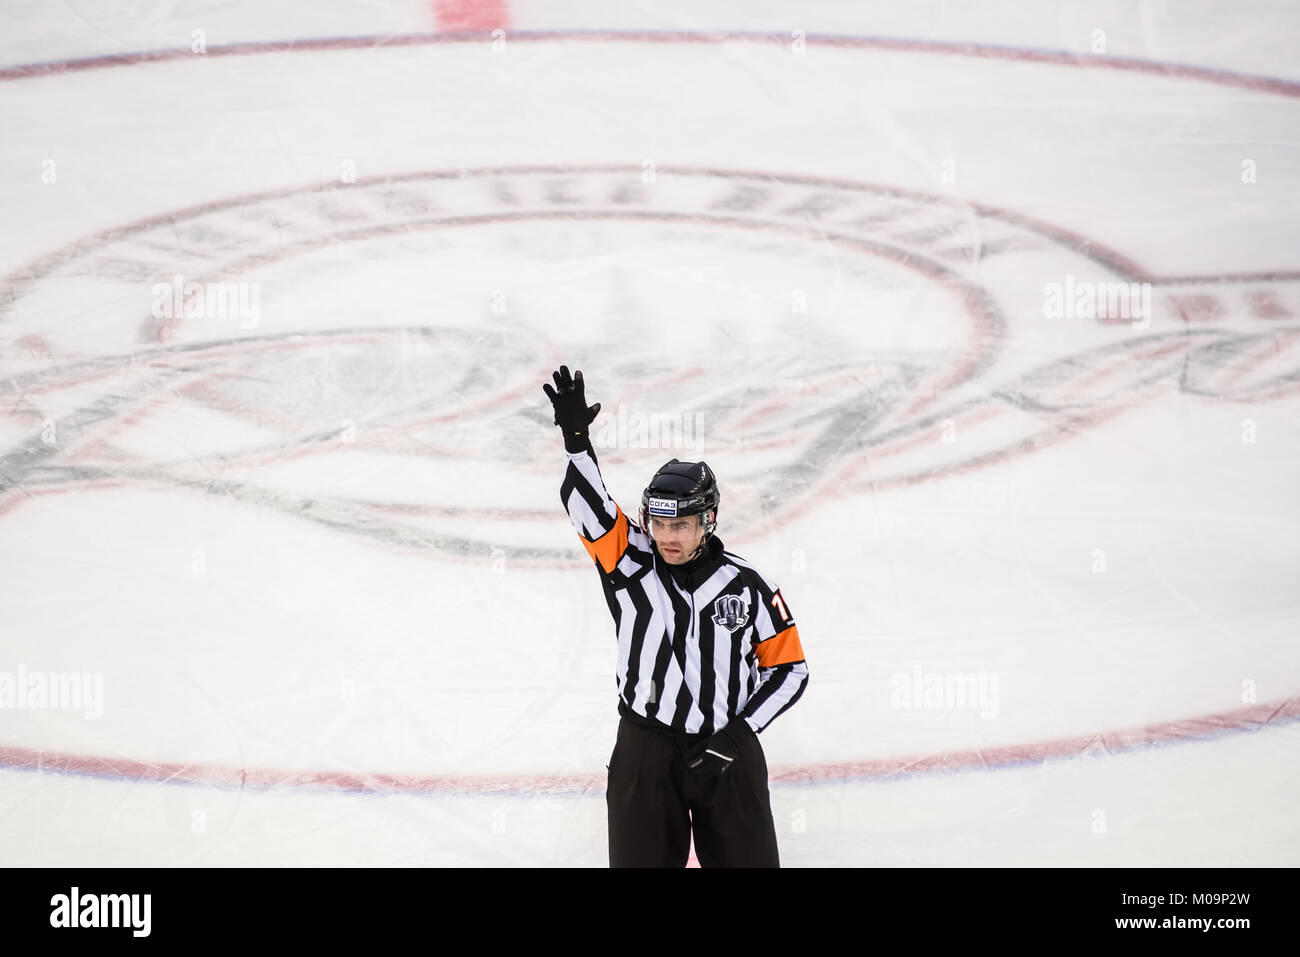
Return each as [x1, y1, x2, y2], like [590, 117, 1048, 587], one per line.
[739, 575, 809, 733]
[559, 444, 631, 574]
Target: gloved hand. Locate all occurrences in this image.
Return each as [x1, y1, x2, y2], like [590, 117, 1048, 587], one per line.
[542, 365, 601, 453]
[686, 718, 754, 805]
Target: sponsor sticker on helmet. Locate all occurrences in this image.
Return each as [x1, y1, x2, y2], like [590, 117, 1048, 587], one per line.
[647, 496, 678, 516]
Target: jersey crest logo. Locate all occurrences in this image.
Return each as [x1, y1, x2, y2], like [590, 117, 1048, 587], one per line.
[712, 593, 750, 633]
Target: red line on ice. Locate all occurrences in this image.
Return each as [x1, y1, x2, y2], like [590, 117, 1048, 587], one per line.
[433, 0, 510, 32]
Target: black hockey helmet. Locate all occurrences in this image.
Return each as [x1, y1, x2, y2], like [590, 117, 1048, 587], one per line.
[639, 459, 719, 539]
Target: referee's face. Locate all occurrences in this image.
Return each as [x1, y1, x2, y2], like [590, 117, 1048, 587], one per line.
[650, 514, 707, 564]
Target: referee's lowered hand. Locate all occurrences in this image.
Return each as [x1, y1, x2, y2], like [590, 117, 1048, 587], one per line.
[686, 718, 754, 803]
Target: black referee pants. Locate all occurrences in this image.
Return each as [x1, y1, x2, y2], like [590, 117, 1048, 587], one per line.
[606, 714, 780, 867]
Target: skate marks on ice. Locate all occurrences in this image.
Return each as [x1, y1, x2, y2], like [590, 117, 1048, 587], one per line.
[0, 325, 562, 563]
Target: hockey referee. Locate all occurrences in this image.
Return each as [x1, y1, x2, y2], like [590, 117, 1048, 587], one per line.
[544, 365, 809, 867]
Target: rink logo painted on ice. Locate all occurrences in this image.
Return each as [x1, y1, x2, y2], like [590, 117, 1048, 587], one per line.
[890, 665, 999, 719]
[50, 887, 150, 937]
[1, 167, 1297, 568]
[711, 593, 751, 634]
[151, 273, 261, 329]
[1042, 275, 1153, 328]
[0, 665, 102, 719]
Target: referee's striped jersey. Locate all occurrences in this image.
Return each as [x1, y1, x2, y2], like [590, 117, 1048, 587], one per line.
[561, 442, 809, 736]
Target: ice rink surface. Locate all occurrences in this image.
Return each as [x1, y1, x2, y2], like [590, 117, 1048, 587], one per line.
[1, 1, 1297, 866]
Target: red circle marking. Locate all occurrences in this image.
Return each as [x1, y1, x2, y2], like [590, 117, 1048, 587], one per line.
[2, 30, 1299, 101]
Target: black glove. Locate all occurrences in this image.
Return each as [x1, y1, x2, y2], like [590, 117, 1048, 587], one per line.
[686, 718, 754, 805]
[542, 365, 601, 453]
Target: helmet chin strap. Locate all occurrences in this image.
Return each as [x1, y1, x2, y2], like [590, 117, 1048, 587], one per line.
[682, 514, 714, 562]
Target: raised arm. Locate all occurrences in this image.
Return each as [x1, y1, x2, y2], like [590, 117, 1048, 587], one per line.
[545, 365, 630, 574]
